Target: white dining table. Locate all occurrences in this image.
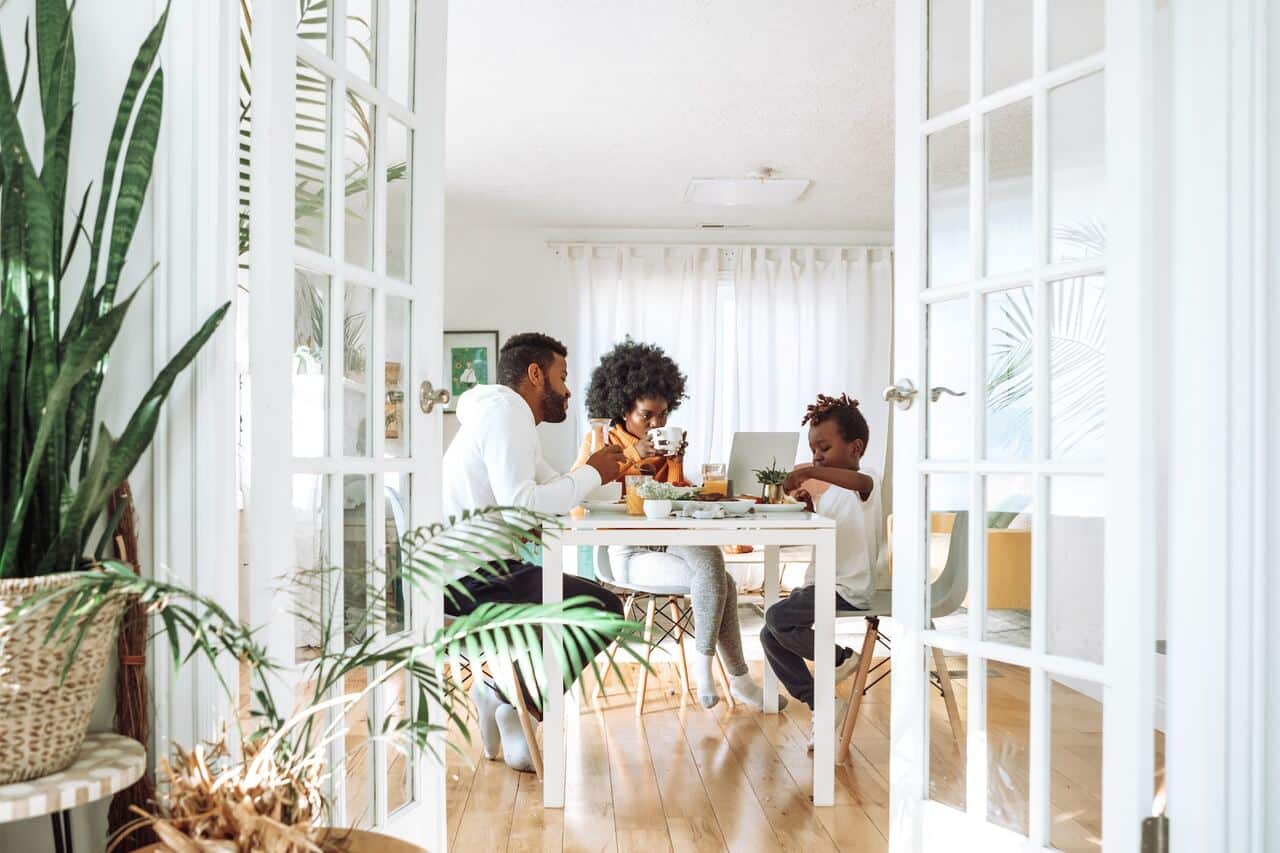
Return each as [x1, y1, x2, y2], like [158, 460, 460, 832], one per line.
[540, 510, 839, 808]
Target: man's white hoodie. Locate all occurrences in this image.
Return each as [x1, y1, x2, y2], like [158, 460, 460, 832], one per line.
[442, 384, 602, 519]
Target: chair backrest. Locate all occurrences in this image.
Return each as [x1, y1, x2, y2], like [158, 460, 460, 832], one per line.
[929, 510, 969, 620]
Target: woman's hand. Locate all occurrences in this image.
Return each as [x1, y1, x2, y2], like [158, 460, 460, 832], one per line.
[634, 437, 657, 459]
[784, 463, 816, 493]
[673, 432, 689, 458]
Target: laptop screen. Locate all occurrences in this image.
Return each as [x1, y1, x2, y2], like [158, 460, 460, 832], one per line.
[727, 432, 802, 497]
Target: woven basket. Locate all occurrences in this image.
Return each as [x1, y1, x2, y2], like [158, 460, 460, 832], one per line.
[0, 573, 125, 783]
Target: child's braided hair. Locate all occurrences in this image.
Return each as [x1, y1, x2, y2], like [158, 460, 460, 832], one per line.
[802, 393, 870, 445]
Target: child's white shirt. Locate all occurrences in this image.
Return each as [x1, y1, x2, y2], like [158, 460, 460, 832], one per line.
[802, 468, 886, 610]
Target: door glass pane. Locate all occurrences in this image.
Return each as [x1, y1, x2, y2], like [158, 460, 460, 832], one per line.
[293, 269, 328, 457]
[983, 475, 1032, 648]
[984, 0, 1032, 94]
[384, 297, 412, 457]
[296, 0, 331, 54]
[344, 475, 372, 646]
[985, 286, 1034, 460]
[388, 0, 416, 106]
[926, 474, 970, 638]
[926, 644, 967, 811]
[295, 62, 330, 252]
[985, 99, 1033, 276]
[987, 662, 1030, 836]
[386, 119, 413, 280]
[928, 0, 969, 117]
[928, 122, 970, 288]
[1049, 0, 1104, 69]
[927, 297, 971, 460]
[345, 93, 375, 270]
[1050, 676, 1104, 852]
[344, 668, 373, 828]
[346, 0, 376, 83]
[386, 668, 413, 814]
[1049, 72, 1105, 262]
[1050, 275, 1105, 460]
[385, 473, 412, 634]
[1047, 477, 1104, 664]
[292, 474, 328, 663]
[344, 284, 373, 456]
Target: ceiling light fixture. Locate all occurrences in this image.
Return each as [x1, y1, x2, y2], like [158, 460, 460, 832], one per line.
[683, 166, 812, 207]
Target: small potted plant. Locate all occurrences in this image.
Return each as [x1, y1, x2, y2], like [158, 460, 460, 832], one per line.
[24, 508, 645, 852]
[753, 458, 789, 504]
[634, 480, 698, 518]
[0, 2, 228, 784]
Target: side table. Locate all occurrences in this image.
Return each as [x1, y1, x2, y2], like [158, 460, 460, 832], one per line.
[0, 732, 146, 853]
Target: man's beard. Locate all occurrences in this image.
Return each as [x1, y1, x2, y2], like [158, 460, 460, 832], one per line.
[540, 386, 570, 423]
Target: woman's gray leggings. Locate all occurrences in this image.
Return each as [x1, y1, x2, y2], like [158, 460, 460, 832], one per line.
[609, 545, 748, 676]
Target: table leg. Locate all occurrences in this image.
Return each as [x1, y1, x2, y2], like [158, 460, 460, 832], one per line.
[812, 533, 836, 807]
[50, 809, 73, 853]
[762, 545, 780, 713]
[542, 537, 566, 808]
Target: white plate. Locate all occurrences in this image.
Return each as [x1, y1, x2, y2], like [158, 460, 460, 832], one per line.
[675, 498, 756, 516]
[755, 502, 807, 513]
[583, 500, 629, 513]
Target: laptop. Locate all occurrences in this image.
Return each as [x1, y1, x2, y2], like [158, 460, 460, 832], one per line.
[727, 432, 803, 497]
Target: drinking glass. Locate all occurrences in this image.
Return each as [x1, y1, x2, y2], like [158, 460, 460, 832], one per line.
[625, 474, 650, 515]
[701, 463, 728, 496]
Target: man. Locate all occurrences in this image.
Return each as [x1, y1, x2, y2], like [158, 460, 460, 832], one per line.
[442, 332, 625, 772]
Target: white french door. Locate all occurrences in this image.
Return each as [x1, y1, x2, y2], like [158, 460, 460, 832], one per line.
[246, 0, 447, 847]
[889, 1, 1157, 851]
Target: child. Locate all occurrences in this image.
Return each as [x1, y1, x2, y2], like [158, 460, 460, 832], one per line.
[759, 394, 886, 748]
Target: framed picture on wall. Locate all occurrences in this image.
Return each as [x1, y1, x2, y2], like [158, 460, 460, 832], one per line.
[443, 330, 499, 412]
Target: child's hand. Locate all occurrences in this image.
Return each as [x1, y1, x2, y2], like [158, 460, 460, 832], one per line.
[792, 488, 814, 512]
[784, 463, 815, 493]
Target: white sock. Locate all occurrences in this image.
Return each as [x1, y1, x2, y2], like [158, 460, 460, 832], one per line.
[730, 672, 787, 711]
[692, 652, 720, 709]
[469, 682, 503, 760]
[495, 703, 536, 773]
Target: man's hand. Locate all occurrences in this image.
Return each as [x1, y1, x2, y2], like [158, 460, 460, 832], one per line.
[784, 463, 816, 493]
[586, 444, 627, 483]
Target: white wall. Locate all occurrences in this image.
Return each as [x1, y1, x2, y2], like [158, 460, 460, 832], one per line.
[442, 224, 893, 473]
[0, 2, 161, 851]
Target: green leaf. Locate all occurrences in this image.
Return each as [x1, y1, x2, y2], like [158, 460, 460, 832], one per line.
[1, 293, 137, 576]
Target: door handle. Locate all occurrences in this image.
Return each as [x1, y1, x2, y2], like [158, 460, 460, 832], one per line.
[419, 380, 451, 414]
[929, 386, 967, 403]
[882, 378, 919, 410]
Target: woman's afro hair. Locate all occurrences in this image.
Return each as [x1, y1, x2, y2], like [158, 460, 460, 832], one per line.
[585, 338, 687, 423]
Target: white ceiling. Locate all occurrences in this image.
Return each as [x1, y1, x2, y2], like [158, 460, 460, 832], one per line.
[445, 0, 895, 230]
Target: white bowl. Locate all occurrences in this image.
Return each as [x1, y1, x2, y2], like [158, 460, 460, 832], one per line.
[643, 499, 674, 519]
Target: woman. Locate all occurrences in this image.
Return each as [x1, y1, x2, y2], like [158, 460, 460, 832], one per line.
[573, 340, 773, 710]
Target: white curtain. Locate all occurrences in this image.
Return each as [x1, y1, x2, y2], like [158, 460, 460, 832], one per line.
[731, 246, 894, 475]
[569, 245, 721, 474]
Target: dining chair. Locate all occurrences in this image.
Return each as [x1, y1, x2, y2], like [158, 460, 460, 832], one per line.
[590, 546, 737, 715]
[835, 511, 968, 759]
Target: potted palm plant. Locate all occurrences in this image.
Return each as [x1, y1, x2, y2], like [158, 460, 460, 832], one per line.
[21, 508, 641, 852]
[0, 1, 229, 783]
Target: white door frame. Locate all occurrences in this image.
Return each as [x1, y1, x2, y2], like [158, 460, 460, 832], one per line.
[1166, 0, 1275, 850]
[889, 1, 1156, 849]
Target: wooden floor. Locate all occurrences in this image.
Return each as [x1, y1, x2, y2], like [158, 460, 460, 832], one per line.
[445, 653, 1131, 853]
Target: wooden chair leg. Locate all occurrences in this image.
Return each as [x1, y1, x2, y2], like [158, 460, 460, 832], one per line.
[670, 597, 693, 701]
[634, 596, 658, 717]
[932, 645, 965, 743]
[592, 593, 635, 708]
[837, 617, 880, 762]
[503, 659, 544, 780]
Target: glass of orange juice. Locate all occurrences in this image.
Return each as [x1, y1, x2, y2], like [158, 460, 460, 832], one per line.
[625, 474, 650, 515]
[701, 463, 728, 496]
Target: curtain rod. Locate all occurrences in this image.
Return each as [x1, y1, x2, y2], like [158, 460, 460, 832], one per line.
[545, 240, 894, 253]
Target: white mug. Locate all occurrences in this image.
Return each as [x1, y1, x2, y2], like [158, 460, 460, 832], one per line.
[647, 426, 685, 456]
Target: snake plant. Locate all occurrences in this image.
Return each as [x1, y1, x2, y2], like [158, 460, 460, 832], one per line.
[0, 2, 229, 578]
